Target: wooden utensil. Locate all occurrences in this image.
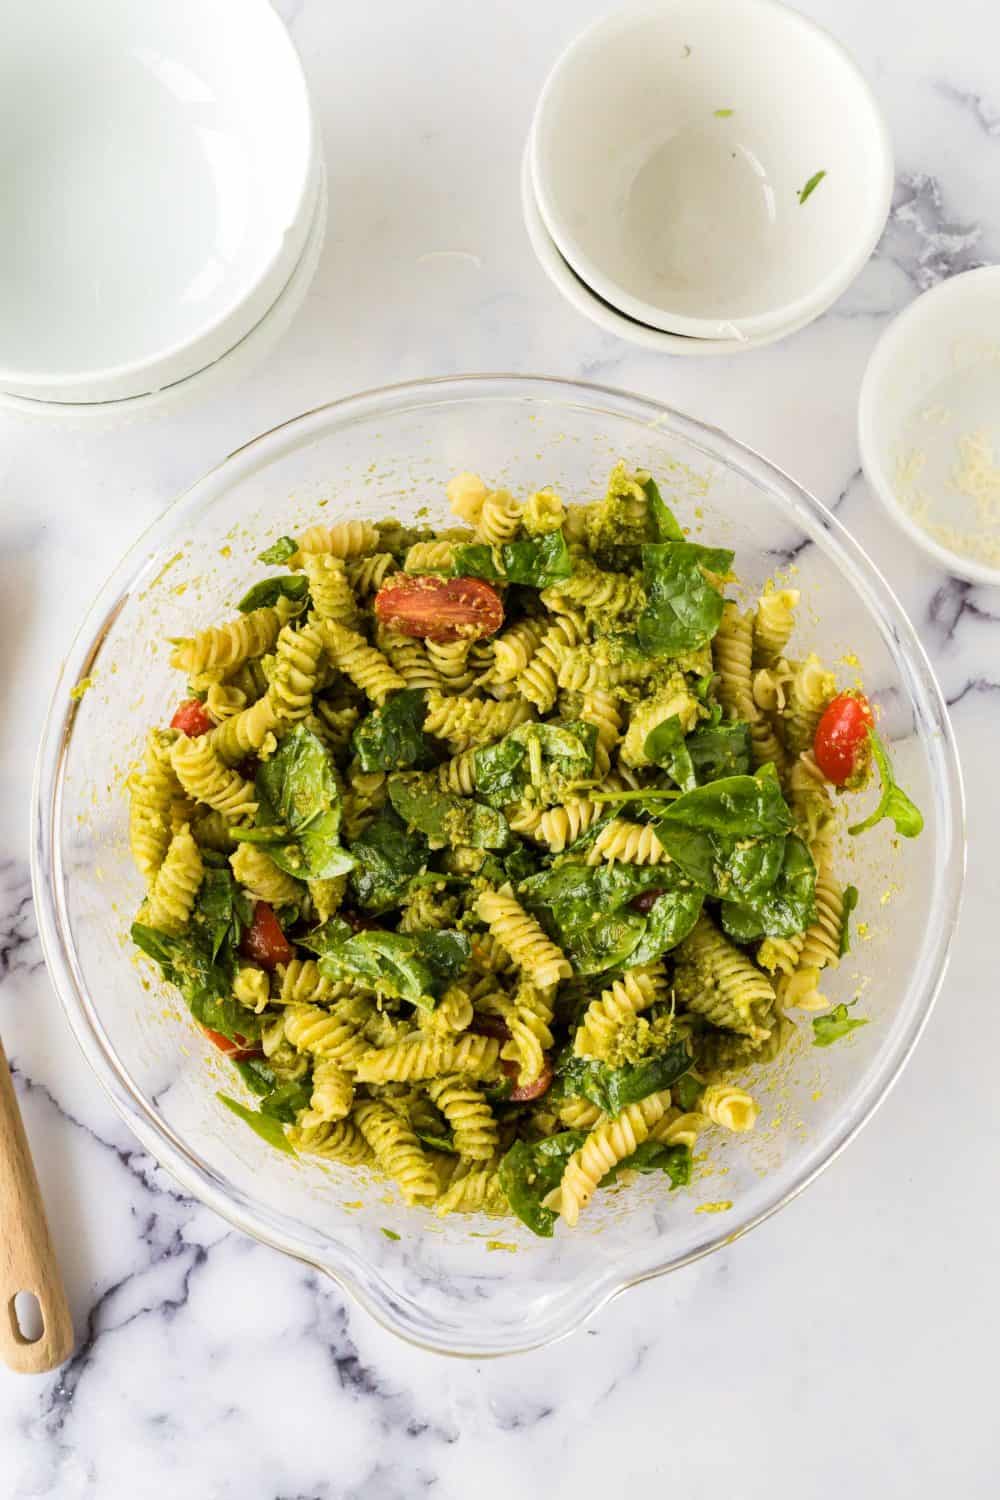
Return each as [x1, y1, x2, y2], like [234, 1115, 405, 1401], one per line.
[0, 1038, 74, 1373]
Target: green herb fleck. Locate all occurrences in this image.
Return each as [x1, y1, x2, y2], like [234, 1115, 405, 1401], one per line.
[812, 1002, 869, 1048]
[839, 885, 860, 957]
[381, 1227, 401, 1241]
[714, 108, 734, 118]
[798, 170, 827, 205]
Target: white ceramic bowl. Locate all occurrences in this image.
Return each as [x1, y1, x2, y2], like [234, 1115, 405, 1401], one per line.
[531, 0, 893, 342]
[859, 267, 1000, 587]
[0, 162, 328, 428]
[0, 0, 317, 403]
[522, 149, 817, 355]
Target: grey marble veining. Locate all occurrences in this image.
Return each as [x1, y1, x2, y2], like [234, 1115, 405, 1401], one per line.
[2, 1, 999, 1495]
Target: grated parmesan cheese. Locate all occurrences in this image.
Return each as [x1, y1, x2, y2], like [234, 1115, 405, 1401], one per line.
[895, 424, 1000, 569]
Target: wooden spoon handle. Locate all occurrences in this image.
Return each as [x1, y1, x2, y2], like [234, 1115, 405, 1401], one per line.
[0, 1038, 74, 1373]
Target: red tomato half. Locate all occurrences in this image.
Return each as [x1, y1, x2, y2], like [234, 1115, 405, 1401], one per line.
[201, 1026, 263, 1061]
[502, 1057, 554, 1102]
[240, 902, 294, 970]
[374, 574, 504, 644]
[170, 699, 214, 737]
[813, 692, 874, 786]
[470, 1015, 511, 1042]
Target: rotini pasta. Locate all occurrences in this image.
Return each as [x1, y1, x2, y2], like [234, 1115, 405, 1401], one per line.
[476, 885, 572, 988]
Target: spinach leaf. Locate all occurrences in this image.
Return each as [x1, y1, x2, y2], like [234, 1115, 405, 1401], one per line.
[643, 715, 696, 791]
[812, 1002, 869, 1047]
[473, 721, 597, 810]
[232, 1058, 278, 1096]
[673, 1072, 704, 1112]
[218, 1094, 294, 1153]
[637, 541, 734, 656]
[388, 772, 510, 849]
[553, 1039, 692, 1114]
[848, 729, 924, 839]
[317, 929, 470, 1010]
[297, 916, 353, 955]
[416, 1131, 458, 1155]
[453, 530, 573, 590]
[720, 833, 817, 940]
[348, 806, 428, 914]
[604, 1140, 692, 1188]
[257, 536, 298, 565]
[237, 574, 310, 613]
[520, 861, 703, 974]
[643, 474, 685, 542]
[242, 724, 354, 880]
[687, 721, 752, 782]
[258, 1078, 313, 1123]
[477, 839, 540, 888]
[351, 689, 434, 773]
[654, 766, 794, 903]
[497, 1131, 586, 1237]
[839, 885, 860, 957]
[656, 764, 792, 838]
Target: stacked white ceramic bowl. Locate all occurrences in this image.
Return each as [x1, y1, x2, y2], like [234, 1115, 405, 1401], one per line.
[0, 0, 324, 421]
[525, 0, 894, 354]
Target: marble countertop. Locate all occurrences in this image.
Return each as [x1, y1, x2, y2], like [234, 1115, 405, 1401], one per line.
[2, 1, 998, 1494]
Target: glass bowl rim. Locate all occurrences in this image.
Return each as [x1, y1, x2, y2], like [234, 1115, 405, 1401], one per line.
[30, 373, 966, 1356]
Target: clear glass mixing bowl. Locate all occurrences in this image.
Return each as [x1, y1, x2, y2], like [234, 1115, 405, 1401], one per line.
[32, 376, 964, 1355]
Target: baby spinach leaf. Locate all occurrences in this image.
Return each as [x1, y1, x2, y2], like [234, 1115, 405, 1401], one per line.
[248, 724, 354, 880]
[554, 1039, 692, 1115]
[839, 885, 860, 957]
[848, 729, 924, 840]
[297, 916, 353, 955]
[348, 806, 428, 914]
[237, 574, 309, 613]
[498, 1131, 586, 1237]
[656, 763, 792, 838]
[520, 862, 702, 974]
[720, 833, 817, 940]
[257, 1078, 313, 1123]
[643, 475, 685, 542]
[232, 1058, 278, 1096]
[604, 1139, 691, 1187]
[388, 772, 510, 849]
[687, 721, 752, 782]
[453, 530, 573, 590]
[317, 929, 470, 1010]
[637, 541, 734, 656]
[351, 689, 434, 773]
[473, 721, 597, 810]
[673, 1072, 705, 1112]
[416, 1131, 459, 1155]
[644, 715, 696, 790]
[812, 1002, 869, 1047]
[257, 536, 298, 565]
[218, 1093, 294, 1153]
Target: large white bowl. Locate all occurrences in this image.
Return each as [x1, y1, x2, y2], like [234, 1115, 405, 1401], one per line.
[858, 267, 1000, 588]
[531, 0, 893, 342]
[0, 0, 317, 403]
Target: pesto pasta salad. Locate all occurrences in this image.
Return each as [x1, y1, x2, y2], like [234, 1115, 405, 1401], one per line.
[128, 465, 922, 1236]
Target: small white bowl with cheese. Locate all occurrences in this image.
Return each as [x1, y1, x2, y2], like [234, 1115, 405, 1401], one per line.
[859, 267, 1000, 586]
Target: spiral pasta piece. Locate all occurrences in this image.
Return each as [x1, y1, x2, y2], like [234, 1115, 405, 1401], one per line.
[290, 519, 379, 569]
[556, 645, 652, 697]
[322, 620, 406, 704]
[447, 471, 488, 525]
[426, 1075, 498, 1160]
[757, 931, 806, 976]
[129, 730, 180, 885]
[377, 629, 439, 691]
[500, 980, 555, 1086]
[476, 885, 572, 988]
[492, 618, 546, 685]
[713, 601, 756, 721]
[170, 600, 297, 676]
[434, 1166, 508, 1217]
[398, 886, 460, 935]
[550, 1091, 672, 1227]
[531, 795, 604, 853]
[190, 808, 238, 853]
[699, 1082, 758, 1132]
[354, 1099, 449, 1205]
[585, 819, 669, 867]
[303, 553, 358, 625]
[516, 614, 585, 712]
[404, 540, 457, 574]
[422, 982, 474, 1035]
[753, 587, 800, 667]
[798, 865, 845, 972]
[210, 691, 283, 764]
[203, 682, 246, 721]
[423, 691, 532, 751]
[289, 1119, 372, 1165]
[144, 824, 203, 935]
[783, 654, 837, 754]
[346, 552, 397, 596]
[354, 1033, 501, 1084]
[476, 488, 522, 545]
[426, 638, 474, 693]
[311, 700, 360, 754]
[580, 689, 622, 777]
[541, 561, 643, 624]
[649, 1109, 705, 1150]
[276, 958, 343, 1006]
[435, 747, 477, 796]
[573, 963, 668, 1061]
[523, 487, 565, 535]
[283, 1001, 373, 1069]
[787, 751, 837, 866]
[230, 844, 303, 907]
[300, 1059, 354, 1126]
[673, 914, 775, 1041]
[269, 620, 328, 721]
[232, 965, 270, 1013]
[776, 965, 828, 1012]
[171, 735, 257, 822]
[620, 677, 702, 768]
[559, 1097, 603, 1131]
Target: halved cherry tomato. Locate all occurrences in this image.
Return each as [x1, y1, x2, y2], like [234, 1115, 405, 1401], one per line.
[374, 574, 504, 643]
[813, 692, 874, 786]
[170, 699, 214, 737]
[240, 902, 294, 970]
[201, 1026, 263, 1061]
[502, 1056, 554, 1102]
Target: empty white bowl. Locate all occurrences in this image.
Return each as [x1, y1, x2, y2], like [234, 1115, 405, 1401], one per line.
[531, 0, 894, 342]
[0, 0, 317, 403]
[859, 266, 1000, 588]
[522, 148, 817, 355]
